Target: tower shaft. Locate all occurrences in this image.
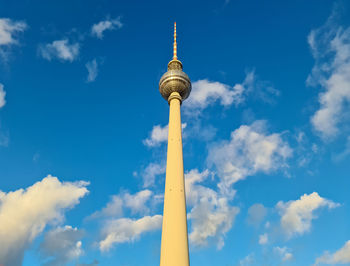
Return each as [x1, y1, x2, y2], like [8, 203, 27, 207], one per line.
[160, 92, 190, 266]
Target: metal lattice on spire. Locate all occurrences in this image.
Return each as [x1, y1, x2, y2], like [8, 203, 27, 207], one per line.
[173, 22, 177, 60]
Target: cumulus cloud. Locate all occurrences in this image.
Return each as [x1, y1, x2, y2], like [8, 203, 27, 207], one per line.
[0, 175, 89, 266]
[91, 17, 123, 39]
[0, 83, 6, 108]
[274, 246, 293, 262]
[38, 39, 80, 62]
[207, 120, 292, 195]
[143, 123, 187, 147]
[188, 197, 239, 249]
[247, 203, 267, 227]
[308, 13, 350, 139]
[315, 240, 350, 265]
[185, 169, 239, 249]
[183, 70, 279, 115]
[0, 18, 27, 60]
[276, 192, 339, 238]
[39, 225, 84, 266]
[99, 215, 162, 252]
[184, 79, 244, 110]
[86, 59, 98, 82]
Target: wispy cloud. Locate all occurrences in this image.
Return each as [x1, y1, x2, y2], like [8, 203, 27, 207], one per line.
[85, 59, 98, 82]
[259, 233, 268, 245]
[246, 203, 267, 227]
[38, 39, 80, 62]
[0, 83, 6, 108]
[308, 12, 350, 139]
[315, 240, 350, 265]
[91, 17, 123, 39]
[89, 189, 154, 220]
[333, 135, 350, 161]
[239, 253, 255, 266]
[274, 246, 293, 262]
[0, 18, 27, 61]
[99, 215, 162, 252]
[141, 162, 165, 187]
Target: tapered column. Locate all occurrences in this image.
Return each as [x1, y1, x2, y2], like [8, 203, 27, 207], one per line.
[160, 92, 190, 266]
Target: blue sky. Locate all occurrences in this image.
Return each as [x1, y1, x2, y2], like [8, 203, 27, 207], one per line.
[0, 0, 350, 265]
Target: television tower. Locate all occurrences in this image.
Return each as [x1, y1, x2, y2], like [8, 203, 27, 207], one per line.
[159, 22, 191, 266]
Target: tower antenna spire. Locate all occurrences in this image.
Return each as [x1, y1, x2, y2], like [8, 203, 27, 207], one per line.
[173, 22, 177, 60]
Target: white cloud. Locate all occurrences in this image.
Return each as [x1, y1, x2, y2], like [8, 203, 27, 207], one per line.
[86, 59, 98, 82]
[315, 240, 350, 265]
[39, 225, 84, 266]
[333, 136, 350, 161]
[0, 83, 6, 108]
[38, 39, 80, 62]
[247, 203, 267, 227]
[143, 123, 187, 147]
[88, 195, 123, 220]
[123, 190, 153, 214]
[141, 162, 166, 187]
[239, 253, 255, 266]
[185, 169, 239, 249]
[276, 192, 339, 238]
[0, 175, 89, 266]
[183, 70, 279, 115]
[274, 246, 293, 262]
[143, 124, 169, 147]
[89, 189, 154, 220]
[308, 14, 350, 139]
[0, 18, 27, 45]
[92, 188, 161, 252]
[99, 215, 162, 252]
[207, 120, 292, 195]
[185, 169, 214, 206]
[91, 17, 123, 39]
[259, 233, 268, 245]
[185, 79, 244, 110]
[188, 197, 239, 249]
[0, 18, 27, 60]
